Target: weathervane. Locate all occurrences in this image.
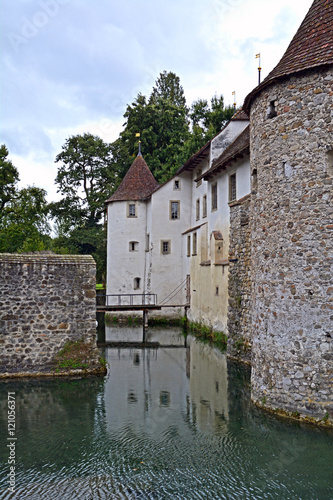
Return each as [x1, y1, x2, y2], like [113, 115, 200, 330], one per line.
[232, 91, 236, 113]
[135, 132, 141, 156]
[256, 53, 261, 85]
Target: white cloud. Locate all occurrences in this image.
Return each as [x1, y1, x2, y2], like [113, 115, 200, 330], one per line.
[0, 0, 314, 201]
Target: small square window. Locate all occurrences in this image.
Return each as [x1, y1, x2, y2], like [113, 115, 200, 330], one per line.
[128, 203, 136, 217]
[161, 240, 171, 255]
[129, 241, 138, 251]
[174, 179, 180, 190]
[170, 201, 180, 220]
[134, 277, 141, 290]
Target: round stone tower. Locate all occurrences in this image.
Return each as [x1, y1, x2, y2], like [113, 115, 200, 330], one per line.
[244, 0, 333, 424]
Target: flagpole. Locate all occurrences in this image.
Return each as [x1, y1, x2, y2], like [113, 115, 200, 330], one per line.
[256, 53, 261, 85]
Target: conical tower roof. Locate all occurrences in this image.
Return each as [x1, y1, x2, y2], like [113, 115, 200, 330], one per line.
[244, 0, 333, 111]
[106, 154, 159, 203]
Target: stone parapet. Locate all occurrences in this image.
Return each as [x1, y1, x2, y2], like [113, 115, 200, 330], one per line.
[0, 253, 97, 374]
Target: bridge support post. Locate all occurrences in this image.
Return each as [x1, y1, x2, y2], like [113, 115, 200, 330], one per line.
[143, 309, 148, 342]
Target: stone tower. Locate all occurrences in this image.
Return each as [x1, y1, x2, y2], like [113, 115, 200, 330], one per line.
[244, 0, 333, 423]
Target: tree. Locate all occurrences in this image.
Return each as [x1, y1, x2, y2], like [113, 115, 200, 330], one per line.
[51, 133, 117, 281]
[0, 144, 20, 212]
[0, 185, 51, 252]
[189, 95, 235, 148]
[116, 72, 190, 183]
[149, 70, 187, 108]
[53, 133, 116, 226]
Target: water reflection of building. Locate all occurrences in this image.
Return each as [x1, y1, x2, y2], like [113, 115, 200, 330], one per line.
[187, 337, 229, 432]
[104, 331, 229, 438]
[105, 325, 186, 346]
[105, 346, 190, 439]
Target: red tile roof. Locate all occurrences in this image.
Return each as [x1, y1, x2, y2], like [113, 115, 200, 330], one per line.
[244, 0, 333, 112]
[106, 154, 159, 203]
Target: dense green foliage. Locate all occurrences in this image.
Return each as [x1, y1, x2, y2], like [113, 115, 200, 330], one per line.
[0, 145, 51, 252]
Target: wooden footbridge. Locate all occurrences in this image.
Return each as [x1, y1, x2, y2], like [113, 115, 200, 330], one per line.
[96, 292, 189, 327]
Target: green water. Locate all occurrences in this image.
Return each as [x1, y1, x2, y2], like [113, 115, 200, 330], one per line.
[0, 330, 332, 499]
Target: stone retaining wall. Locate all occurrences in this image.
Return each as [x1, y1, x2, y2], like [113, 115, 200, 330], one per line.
[249, 66, 333, 423]
[227, 195, 252, 362]
[0, 253, 96, 374]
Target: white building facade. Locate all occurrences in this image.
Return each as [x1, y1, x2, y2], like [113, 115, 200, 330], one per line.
[106, 111, 250, 326]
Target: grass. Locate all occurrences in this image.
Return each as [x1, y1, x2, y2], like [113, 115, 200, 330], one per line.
[187, 321, 227, 351]
[53, 339, 104, 371]
[96, 284, 105, 290]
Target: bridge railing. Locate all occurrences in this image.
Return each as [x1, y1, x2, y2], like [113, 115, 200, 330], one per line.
[97, 293, 158, 307]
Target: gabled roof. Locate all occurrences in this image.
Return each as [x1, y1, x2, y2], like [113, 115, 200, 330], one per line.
[244, 0, 333, 112]
[196, 125, 250, 181]
[176, 141, 211, 175]
[106, 154, 159, 203]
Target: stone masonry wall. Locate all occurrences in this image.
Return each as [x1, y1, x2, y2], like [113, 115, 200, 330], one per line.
[250, 66, 333, 423]
[0, 253, 96, 374]
[227, 195, 252, 362]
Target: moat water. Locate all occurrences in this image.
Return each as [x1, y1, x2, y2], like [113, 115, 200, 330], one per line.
[0, 326, 332, 499]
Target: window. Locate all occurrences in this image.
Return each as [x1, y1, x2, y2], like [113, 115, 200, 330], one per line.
[128, 203, 136, 217]
[192, 232, 197, 255]
[196, 199, 200, 221]
[129, 241, 138, 251]
[170, 201, 180, 219]
[203, 194, 207, 218]
[215, 286, 219, 296]
[174, 179, 180, 190]
[187, 235, 191, 257]
[134, 277, 141, 290]
[211, 183, 217, 211]
[252, 168, 258, 191]
[146, 234, 150, 252]
[161, 240, 171, 255]
[267, 100, 277, 119]
[196, 168, 202, 187]
[229, 173, 236, 202]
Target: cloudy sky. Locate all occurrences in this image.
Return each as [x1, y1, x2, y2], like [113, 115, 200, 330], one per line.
[1, 0, 313, 201]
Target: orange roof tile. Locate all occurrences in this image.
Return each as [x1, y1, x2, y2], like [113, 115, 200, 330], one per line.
[106, 154, 159, 203]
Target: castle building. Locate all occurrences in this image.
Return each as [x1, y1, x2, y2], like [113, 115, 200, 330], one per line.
[243, 0, 332, 421]
[106, 0, 332, 424]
